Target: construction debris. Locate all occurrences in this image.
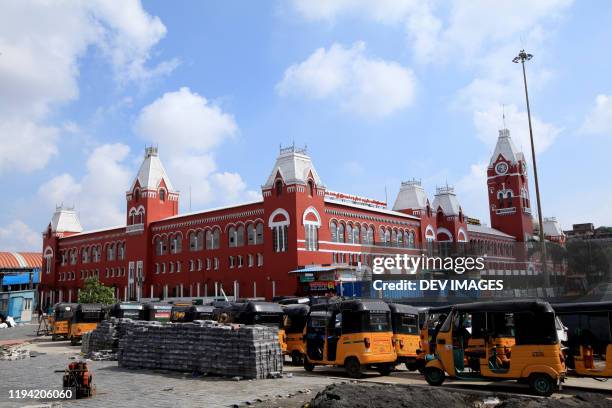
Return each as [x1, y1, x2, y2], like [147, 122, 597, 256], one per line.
[0, 344, 30, 361]
[117, 320, 283, 379]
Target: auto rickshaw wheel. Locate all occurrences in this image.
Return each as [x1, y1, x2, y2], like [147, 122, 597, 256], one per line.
[344, 357, 362, 379]
[303, 358, 315, 372]
[423, 367, 445, 386]
[377, 363, 393, 376]
[529, 373, 555, 397]
[291, 351, 303, 366]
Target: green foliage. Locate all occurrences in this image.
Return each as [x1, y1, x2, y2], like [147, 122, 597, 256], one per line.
[78, 277, 115, 304]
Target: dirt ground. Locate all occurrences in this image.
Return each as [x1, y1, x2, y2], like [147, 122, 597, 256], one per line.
[252, 382, 612, 408]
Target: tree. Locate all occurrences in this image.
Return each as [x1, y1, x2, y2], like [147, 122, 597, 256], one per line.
[78, 277, 115, 304]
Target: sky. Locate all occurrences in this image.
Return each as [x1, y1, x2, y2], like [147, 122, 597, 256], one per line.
[1, 0, 612, 252]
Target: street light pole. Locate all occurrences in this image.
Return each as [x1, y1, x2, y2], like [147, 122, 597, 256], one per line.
[513, 49, 549, 288]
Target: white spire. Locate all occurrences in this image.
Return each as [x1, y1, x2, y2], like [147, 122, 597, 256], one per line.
[263, 145, 324, 188]
[50, 205, 83, 233]
[489, 128, 521, 166]
[432, 185, 461, 216]
[392, 179, 428, 211]
[131, 147, 175, 191]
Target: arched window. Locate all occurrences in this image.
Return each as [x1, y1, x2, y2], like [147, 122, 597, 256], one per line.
[346, 224, 353, 244]
[367, 226, 374, 244]
[506, 191, 512, 207]
[159, 189, 166, 201]
[305, 224, 318, 251]
[171, 234, 182, 254]
[379, 227, 386, 243]
[247, 224, 256, 245]
[384, 229, 391, 245]
[134, 189, 140, 201]
[397, 230, 403, 246]
[275, 180, 283, 196]
[352, 225, 360, 244]
[330, 222, 338, 242]
[408, 231, 416, 248]
[237, 225, 245, 246]
[337, 223, 345, 243]
[206, 230, 213, 249]
[308, 180, 314, 197]
[255, 222, 264, 244]
[197, 230, 204, 250]
[391, 230, 397, 246]
[228, 226, 237, 247]
[269, 209, 290, 252]
[189, 232, 198, 251]
[498, 191, 504, 208]
[213, 228, 220, 249]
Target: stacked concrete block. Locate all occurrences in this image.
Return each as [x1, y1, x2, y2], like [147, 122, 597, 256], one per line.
[118, 320, 283, 379]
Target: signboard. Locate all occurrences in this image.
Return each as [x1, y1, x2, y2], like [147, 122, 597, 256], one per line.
[308, 281, 336, 291]
[299, 273, 315, 282]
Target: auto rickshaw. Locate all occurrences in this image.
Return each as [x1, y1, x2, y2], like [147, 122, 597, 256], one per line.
[388, 303, 421, 370]
[216, 301, 287, 352]
[303, 299, 397, 378]
[170, 304, 216, 322]
[69, 304, 105, 345]
[423, 300, 566, 397]
[108, 302, 145, 320]
[282, 304, 310, 365]
[143, 302, 172, 322]
[554, 301, 612, 378]
[51, 303, 77, 341]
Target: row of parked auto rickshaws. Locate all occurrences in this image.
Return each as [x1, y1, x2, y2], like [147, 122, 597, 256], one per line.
[279, 297, 612, 397]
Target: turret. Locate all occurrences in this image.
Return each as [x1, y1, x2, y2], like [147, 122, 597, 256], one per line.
[487, 128, 533, 241]
[126, 147, 179, 231]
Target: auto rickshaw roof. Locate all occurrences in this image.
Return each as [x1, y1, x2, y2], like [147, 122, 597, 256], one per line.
[77, 303, 105, 312]
[552, 301, 612, 314]
[192, 305, 215, 312]
[248, 301, 283, 314]
[283, 304, 310, 316]
[454, 299, 554, 314]
[339, 299, 390, 313]
[54, 303, 78, 311]
[116, 302, 144, 310]
[387, 303, 420, 315]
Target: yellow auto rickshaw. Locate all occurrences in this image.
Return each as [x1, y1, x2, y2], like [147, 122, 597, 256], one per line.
[282, 304, 310, 365]
[554, 301, 612, 378]
[388, 303, 421, 371]
[303, 299, 396, 378]
[69, 304, 105, 345]
[51, 303, 77, 341]
[423, 300, 566, 396]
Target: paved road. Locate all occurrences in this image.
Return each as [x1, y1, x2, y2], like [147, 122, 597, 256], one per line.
[0, 341, 337, 408]
[0, 323, 39, 344]
[1, 340, 611, 408]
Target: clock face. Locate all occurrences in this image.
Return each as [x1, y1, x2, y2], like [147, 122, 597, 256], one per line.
[495, 162, 508, 175]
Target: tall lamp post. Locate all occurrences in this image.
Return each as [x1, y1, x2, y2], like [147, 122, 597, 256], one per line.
[513, 49, 549, 288]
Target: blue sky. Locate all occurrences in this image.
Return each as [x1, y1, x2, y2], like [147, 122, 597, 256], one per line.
[1, 0, 612, 251]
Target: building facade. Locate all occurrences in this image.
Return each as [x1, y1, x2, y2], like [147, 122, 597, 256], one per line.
[40, 127, 557, 304]
[0, 252, 41, 322]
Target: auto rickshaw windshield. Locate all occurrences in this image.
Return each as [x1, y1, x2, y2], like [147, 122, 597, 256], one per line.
[342, 311, 391, 333]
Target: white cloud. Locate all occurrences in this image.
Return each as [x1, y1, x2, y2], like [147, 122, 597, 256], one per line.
[135, 88, 256, 209]
[291, 0, 422, 24]
[0, 1, 174, 175]
[455, 162, 488, 221]
[277, 42, 416, 118]
[474, 104, 561, 154]
[0, 120, 59, 173]
[38, 144, 133, 229]
[135, 87, 238, 154]
[0, 220, 41, 251]
[580, 94, 612, 136]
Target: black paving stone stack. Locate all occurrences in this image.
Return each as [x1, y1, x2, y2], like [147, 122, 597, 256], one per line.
[117, 320, 283, 379]
[81, 318, 154, 354]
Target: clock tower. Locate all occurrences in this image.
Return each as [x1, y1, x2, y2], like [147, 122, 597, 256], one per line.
[487, 128, 533, 242]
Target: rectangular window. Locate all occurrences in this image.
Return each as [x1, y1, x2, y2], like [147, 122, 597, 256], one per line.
[248, 254, 254, 267]
[176, 261, 181, 273]
[238, 256, 243, 268]
[206, 258, 211, 270]
[214, 257, 219, 270]
[229, 256, 234, 268]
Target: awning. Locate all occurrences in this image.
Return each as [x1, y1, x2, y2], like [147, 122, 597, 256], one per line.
[1, 270, 40, 285]
[288, 265, 356, 274]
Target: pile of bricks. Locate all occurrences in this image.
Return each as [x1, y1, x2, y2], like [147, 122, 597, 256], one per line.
[118, 320, 283, 379]
[81, 318, 154, 354]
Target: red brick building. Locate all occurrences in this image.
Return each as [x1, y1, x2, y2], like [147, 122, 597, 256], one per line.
[39, 127, 553, 305]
